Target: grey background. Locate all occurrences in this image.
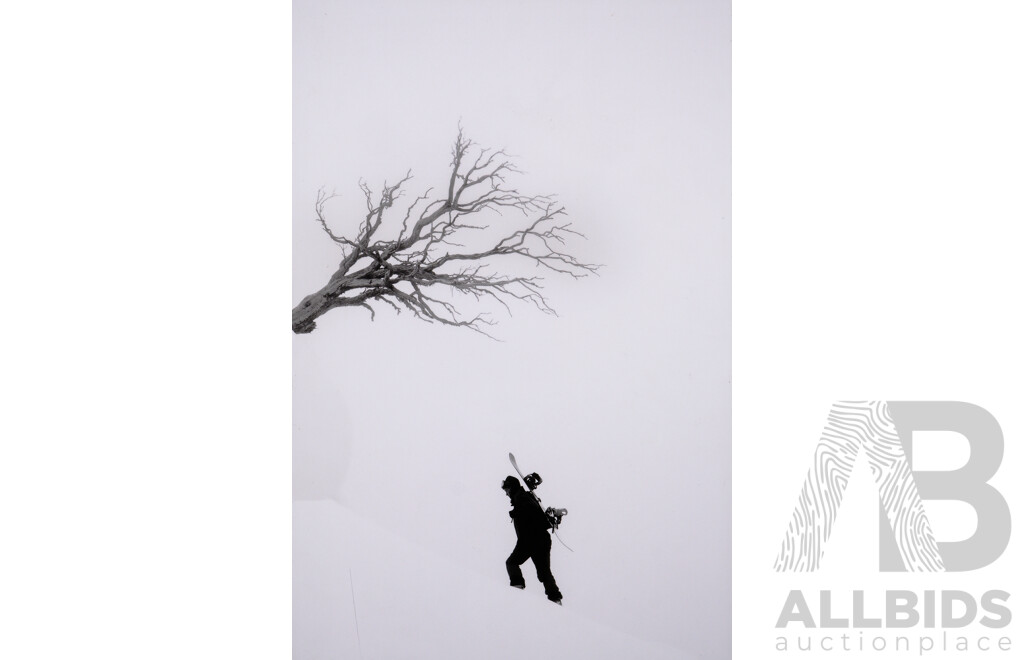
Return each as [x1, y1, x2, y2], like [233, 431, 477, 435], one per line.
[293, 0, 730, 656]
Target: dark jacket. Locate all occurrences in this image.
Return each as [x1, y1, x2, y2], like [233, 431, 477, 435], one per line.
[507, 484, 550, 539]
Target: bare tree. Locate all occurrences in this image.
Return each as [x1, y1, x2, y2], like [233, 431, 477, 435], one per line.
[292, 130, 599, 336]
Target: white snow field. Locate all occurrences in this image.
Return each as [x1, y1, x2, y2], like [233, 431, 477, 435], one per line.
[294, 500, 693, 660]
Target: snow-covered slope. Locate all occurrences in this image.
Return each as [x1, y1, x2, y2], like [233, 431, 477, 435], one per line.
[294, 500, 690, 659]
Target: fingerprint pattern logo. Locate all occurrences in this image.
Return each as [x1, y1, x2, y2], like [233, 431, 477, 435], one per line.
[774, 401, 945, 572]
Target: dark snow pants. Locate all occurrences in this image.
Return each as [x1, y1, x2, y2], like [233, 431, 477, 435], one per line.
[506, 533, 562, 602]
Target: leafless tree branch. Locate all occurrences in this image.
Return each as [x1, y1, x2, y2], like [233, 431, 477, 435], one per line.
[292, 130, 600, 336]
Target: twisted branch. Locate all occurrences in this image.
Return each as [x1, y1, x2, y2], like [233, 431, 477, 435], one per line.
[292, 129, 599, 336]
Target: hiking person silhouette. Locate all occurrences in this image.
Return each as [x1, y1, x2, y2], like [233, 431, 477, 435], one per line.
[501, 475, 563, 604]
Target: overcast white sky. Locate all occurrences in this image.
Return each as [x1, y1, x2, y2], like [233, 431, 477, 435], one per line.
[293, 0, 730, 656]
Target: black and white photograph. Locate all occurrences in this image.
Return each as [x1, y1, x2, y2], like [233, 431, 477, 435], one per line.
[10, 3, 1024, 660]
[292, 1, 731, 658]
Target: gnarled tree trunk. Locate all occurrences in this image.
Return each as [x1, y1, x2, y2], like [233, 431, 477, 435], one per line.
[292, 130, 598, 337]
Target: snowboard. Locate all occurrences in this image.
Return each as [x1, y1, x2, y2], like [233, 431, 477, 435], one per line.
[508, 452, 574, 552]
